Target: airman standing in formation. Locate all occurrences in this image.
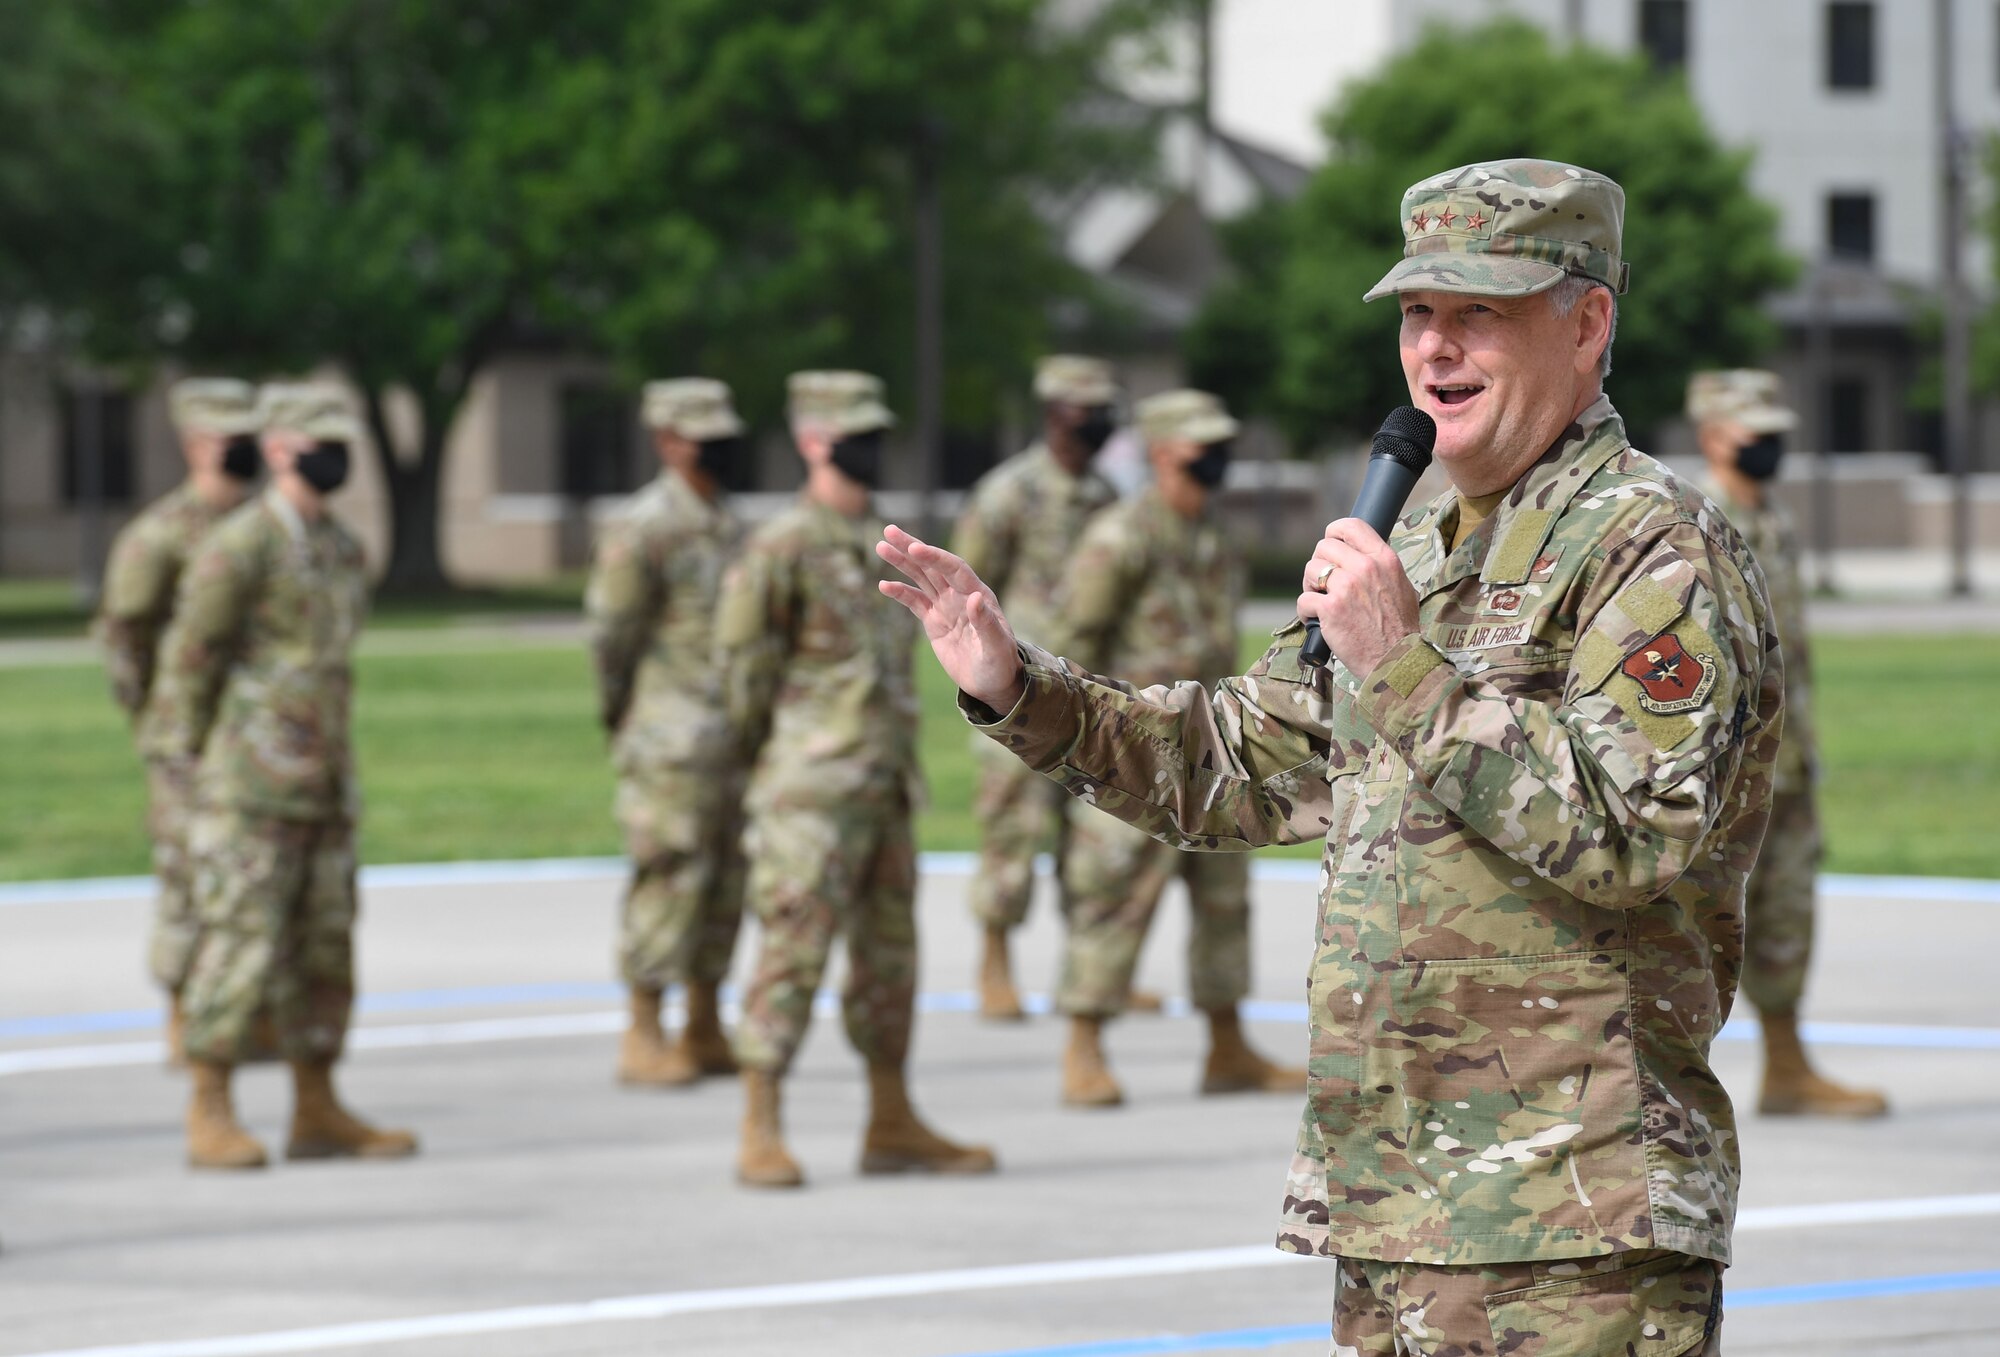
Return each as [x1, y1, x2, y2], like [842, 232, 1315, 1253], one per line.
[952, 355, 1120, 1019]
[97, 378, 263, 1060]
[884, 159, 1781, 1353]
[1050, 389, 1304, 1108]
[154, 382, 416, 1170]
[1688, 369, 1888, 1118]
[587, 379, 749, 1088]
[717, 371, 996, 1189]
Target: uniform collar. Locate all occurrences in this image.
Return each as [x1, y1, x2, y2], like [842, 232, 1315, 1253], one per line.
[1403, 394, 1629, 598]
[662, 468, 725, 525]
[263, 487, 309, 545]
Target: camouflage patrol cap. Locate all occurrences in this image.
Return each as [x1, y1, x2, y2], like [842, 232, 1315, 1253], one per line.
[1363, 159, 1631, 303]
[642, 378, 745, 440]
[1685, 369, 1799, 434]
[257, 382, 363, 443]
[1136, 388, 1238, 446]
[168, 378, 262, 436]
[787, 370, 895, 436]
[1033, 354, 1119, 406]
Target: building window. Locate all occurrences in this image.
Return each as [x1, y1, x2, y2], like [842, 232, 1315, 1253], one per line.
[1827, 377, 1870, 453]
[558, 383, 638, 499]
[1826, 2, 1875, 90]
[60, 387, 136, 505]
[1639, 0, 1690, 71]
[1826, 192, 1876, 262]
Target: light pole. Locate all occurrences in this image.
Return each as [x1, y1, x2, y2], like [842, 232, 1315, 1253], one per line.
[1937, 0, 1976, 597]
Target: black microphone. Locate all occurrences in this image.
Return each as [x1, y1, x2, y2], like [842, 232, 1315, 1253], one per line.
[1299, 406, 1437, 669]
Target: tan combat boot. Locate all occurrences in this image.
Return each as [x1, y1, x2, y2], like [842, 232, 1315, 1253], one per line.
[860, 1062, 998, 1176]
[617, 986, 697, 1087]
[978, 925, 1026, 1021]
[737, 1070, 805, 1188]
[186, 1060, 268, 1170]
[683, 981, 737, 1076]
[1758, 1010, 1889, 1117]
[164, 992, 188, 1069]
[286, 1059, 419, 1160]
[1200, 1006, 1308, 1095]
[1061, 1015, 1124, 1107]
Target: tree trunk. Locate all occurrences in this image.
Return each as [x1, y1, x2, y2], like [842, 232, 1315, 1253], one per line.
[360, 384, 452, 594]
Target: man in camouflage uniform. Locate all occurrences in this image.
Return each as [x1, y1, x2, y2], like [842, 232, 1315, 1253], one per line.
[155, 382, 416, 1171]
[883, 161, 1781, 1354]
[588, 378, 749, 1088]
[1688, 369, 1886, 1118]
[717, 371, 996, 1189]
[97, 379, 262, 1060]
[1051, 389, 1304, 1109]
[954, 355, 1121, 1019]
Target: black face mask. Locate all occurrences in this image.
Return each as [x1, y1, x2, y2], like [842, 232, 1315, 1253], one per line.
[1736, 433, 1785, 482]
[1185, 439, 1232, 489]
[695, 436, 741, 481]
[1073, 407, 1118, 454]
[828, 430, 884, 489]
[295, 440, 351, 494]
[220, 434, 261, 482]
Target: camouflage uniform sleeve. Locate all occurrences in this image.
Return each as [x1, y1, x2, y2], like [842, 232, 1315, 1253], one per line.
[963, 626, 1337, 850]
[952, 481, 1016, 597]
[713, 537, 792, 759]
[97, 528, 175, 717]
[151, 534, 259, 761]
[1046, 517, 1137, 669]
[1350, 519, 1772, 910]
[584, 521, 657, 732]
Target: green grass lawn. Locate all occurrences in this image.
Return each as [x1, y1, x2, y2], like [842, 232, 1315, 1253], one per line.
[2, 632, 1994, 882]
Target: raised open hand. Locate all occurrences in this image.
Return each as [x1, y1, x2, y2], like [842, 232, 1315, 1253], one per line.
[877, 524, 1027, 713]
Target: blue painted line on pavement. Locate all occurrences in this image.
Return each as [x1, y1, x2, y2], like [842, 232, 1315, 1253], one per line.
[5, 983, 1999, 1052]
[7, 856, 2000, 907]
[944, 1269, 2000, 1357]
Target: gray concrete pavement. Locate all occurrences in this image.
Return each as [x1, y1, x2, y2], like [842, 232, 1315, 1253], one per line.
[2, 867, 1997, 1356]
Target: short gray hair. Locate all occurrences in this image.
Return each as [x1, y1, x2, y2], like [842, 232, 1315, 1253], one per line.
[1548, 274, 1616, 380]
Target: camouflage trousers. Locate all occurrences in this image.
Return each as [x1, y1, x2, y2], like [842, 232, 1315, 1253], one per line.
[1329, 1249, 1721, 1355]
[614, 770, 746, 993]
[732, 798, 917, 1075]
[181, 808, 356, 1065]
[1057, 806, 1250, 1017]
[143, 757, 201, 993]
[968, 751, 1066, 930]
[1742, 788, 1820, 1016]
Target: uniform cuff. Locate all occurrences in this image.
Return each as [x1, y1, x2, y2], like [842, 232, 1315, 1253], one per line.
[1353, 633, 1451, 748]
[956, 643, 1079, 774]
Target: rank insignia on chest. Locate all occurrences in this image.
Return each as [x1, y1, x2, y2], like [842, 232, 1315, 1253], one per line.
[1482, 587, 1525, 617]
[1620, 632, 1716, 714]
[1528, 548, 1563, 582]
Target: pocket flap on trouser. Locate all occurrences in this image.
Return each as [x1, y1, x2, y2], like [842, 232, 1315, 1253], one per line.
[1483, 1251, 1718, 1357]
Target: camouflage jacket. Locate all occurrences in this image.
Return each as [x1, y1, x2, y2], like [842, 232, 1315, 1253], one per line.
[969, 398, 1782, 1267]
[1051, 487, 1241, 688]
[96, 483, 231, 727]
[586, 471, 740, 778]
[146, 492, 369, 821]
[716, 495, 920, 813]
[1701, 480, 1814, 795]
[953, 442, 1117, 651]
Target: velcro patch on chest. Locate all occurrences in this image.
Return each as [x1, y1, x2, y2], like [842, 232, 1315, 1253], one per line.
[1620, 631, 1716, 715]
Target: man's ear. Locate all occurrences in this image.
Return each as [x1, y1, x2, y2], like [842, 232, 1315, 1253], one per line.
[1577, 286, 1614, 375]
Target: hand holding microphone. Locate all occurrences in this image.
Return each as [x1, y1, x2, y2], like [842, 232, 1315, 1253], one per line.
[1299, 407, 1436, 671]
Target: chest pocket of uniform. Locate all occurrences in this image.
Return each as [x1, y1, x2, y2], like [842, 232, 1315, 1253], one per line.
[794, 547, 869, 659]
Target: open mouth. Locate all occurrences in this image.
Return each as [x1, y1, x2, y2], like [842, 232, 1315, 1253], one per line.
[1428, 384, 1484, 408]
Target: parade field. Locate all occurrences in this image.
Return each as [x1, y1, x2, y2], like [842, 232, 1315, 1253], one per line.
[3, 862, 1998, 1356]
[3, 624, 1996, 882]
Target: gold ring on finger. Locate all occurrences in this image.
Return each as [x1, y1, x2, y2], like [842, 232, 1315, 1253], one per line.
[1314, 562, 1337, 587]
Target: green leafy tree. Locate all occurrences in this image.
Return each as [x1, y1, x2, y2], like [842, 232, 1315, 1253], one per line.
[1190, 19, 1795, 449]
[61, 0, 1165, 589]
